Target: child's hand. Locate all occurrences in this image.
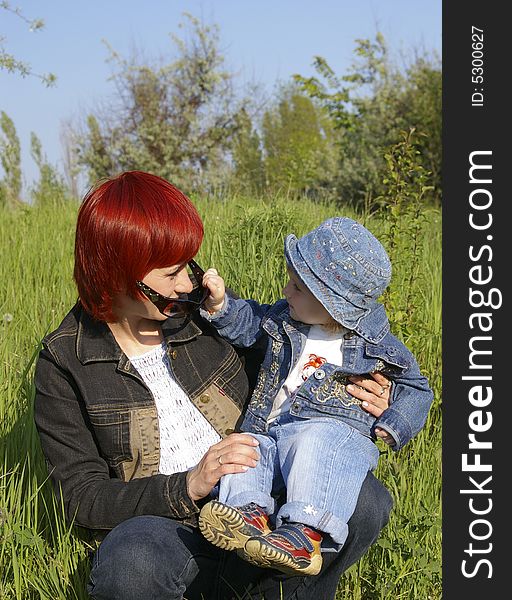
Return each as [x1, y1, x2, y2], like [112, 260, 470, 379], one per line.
[202, 268, 226, 314]
[374, 427, 396, 446]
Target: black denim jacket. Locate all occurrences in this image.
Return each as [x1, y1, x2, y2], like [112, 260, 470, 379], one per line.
[34, 303, 254, 531]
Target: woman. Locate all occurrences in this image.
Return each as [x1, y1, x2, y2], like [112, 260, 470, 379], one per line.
[34, 171, 393, 600]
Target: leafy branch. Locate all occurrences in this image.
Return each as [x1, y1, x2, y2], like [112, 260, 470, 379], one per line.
[0, 1, 56, 86]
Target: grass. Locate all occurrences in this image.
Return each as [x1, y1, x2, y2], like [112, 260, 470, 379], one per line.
[0, 194, 441, 598]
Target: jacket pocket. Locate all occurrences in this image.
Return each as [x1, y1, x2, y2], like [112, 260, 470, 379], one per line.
[364, 344, 409, 373]
[87, 406, 131, 469]
[124, 407, 160, 479]
[87, 405, 161, 480]
[193, 382, 243, 438]
[305, 372, 365, 412]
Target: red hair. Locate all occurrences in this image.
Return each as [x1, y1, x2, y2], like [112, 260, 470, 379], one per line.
[74, 171, 204, 321]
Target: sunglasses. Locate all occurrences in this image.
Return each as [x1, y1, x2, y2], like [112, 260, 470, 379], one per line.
[136, 259, 210, 318]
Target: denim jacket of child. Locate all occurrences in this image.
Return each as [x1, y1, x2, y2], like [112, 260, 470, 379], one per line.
[202, 297, 434, 451]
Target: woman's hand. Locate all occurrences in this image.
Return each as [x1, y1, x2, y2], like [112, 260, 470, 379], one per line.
[346, 372, 395, 446]
[186, 433, 260, 502]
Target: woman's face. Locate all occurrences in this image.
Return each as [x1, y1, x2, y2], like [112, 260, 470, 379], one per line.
[115, 263, 194, 322]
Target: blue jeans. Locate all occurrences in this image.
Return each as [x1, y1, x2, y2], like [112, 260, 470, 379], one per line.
[219, 416, 379, 548]
[87, 472, 392, 600]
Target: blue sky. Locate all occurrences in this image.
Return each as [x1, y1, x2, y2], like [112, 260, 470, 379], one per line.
[1, 0, 441, 198]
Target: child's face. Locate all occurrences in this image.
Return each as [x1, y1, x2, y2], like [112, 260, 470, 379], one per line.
[283, 266, 332, 325]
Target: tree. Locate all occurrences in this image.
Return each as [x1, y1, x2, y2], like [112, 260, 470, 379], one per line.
[294, 34, 441, 207]
[0, 111, 21, 208]
[398, 57, 442, 194]
[29, 132, 68, 206]
[60, 119, 81, 199]
[0, 1, 56, 86]
[260, 85, 337, 196]
[75, 13, 245, 193]
[78, 115, 117, 184]
[230, 107, 265, 194]
[378, 128, 434, 339]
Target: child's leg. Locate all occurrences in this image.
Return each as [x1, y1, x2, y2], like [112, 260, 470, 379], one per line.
[217, 432, 279, 514]
[198, 432, 279, 554]
[275, 417, 379, 548]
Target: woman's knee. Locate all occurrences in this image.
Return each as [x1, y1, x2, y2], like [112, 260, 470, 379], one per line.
[348, 471, 393, 543]
[88, 516, 200, 600]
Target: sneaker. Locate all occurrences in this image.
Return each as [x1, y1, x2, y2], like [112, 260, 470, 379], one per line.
[199, 500, 271, 553]
[244, 522, 323, 576]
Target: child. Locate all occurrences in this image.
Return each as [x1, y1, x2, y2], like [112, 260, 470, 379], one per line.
[197, 217, 433, 576]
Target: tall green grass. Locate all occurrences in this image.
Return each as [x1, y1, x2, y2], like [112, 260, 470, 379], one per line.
[0, 196, 441, 598]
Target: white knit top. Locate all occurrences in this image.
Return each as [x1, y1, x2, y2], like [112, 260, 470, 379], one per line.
[129, 343, 221, 475]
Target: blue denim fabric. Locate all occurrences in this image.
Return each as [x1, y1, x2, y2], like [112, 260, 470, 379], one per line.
[284, 217, 392, 340]
[87, 471, 393, 600]
[218, 416, 379, 548]
[201, 297, 433, 451]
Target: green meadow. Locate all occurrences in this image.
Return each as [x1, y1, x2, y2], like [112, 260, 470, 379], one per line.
[0, 195, 441, 599]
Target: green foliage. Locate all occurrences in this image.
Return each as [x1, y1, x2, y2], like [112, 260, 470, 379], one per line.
[377, 129, 436, 343]
[0, 111, 22, 208]
[231, 85, 339, 199]
[0, 1, 56, 86]
[294, 34, 441, 207]
[199, 196, 343, 301]
[0, 200, 88, 597]
[230, 108, 265, 195]
[75, 13, 244, 193]
[0, 191, 441, 598]
[77, 115, 116, 185]
[29, 133, 69, 207]
[0, 116, 72, 207]
[260, 86, 337, 197]
[400, 60, 442, 193]
[69, 25, 440, 209]
[3, 15, 441, 214]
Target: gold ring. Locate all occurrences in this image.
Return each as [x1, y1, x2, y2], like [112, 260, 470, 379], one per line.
[218, 455, 223, 465]
[379, 387, 387, 396]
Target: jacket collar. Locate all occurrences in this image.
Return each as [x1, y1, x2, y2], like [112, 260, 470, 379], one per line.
[262, 302, 310, 342]
[76, 307, 122, 364]
[352, 303, 390, 343]
[76, 305, 203, 364]
[162, 314, 203, 343]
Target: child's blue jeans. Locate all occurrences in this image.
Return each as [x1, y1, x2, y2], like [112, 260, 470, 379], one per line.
[218, 414, 380, 549]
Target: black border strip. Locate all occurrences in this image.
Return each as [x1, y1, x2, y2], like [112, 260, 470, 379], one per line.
[443, 3, 506, 595]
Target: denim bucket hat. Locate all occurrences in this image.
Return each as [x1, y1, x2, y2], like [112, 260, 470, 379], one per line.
[284, 217, 392, 342]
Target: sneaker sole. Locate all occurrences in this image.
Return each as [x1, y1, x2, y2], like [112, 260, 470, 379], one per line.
[244, 537, 323, 576]
[199, 502, 267, 553]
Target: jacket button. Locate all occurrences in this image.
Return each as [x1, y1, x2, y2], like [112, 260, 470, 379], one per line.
[200, 394, 211, 403]
[170, 350, 178, 360]
[314, 369, 326, 380]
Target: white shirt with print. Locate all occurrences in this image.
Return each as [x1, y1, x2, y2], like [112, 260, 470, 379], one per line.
[268, 324, 345, 423]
